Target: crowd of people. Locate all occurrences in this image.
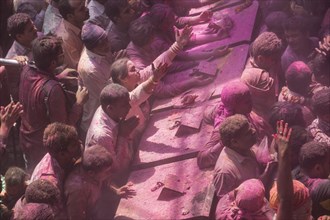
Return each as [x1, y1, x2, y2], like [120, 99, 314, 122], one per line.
[0, 0, 329, 219]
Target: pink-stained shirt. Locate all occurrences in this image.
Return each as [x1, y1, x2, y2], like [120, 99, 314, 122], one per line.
[213, 147, 261, 198]
[64, 164, 103, 220]
[77, 48, 113, 133]
[19, 65, 83, 172]
[54, 19, 83, 69]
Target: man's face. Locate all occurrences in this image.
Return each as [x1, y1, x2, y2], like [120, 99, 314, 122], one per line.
[112, 95, 131, 122]
[70, 0, 89, 28]
[62, 140, 82, 170]
[285, 30, 308, 51]
[18, 19, 38, 46]
[233, 123, 257, 154]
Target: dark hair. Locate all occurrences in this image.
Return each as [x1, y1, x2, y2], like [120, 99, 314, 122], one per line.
[25, 179, 60, 205]
[308, 53, 330, 83]
[17, 3, 38, 20]
[219, 114, 250, 147]
[104, 0, 129, 23]
[32, 36, 63, 71]
[285, 61, 312, 95]
[7, 13, 31, 39]
[268, 102, 306, 131]
[265, 11, 288, 33]
[251, 32, 282, 58]
[4, 167, 28, 186]
[299, 141, 329, 170]
[289, 126, 310, 155]
[311, 88, 330, 117]
[129, 16, 154, 47]
[82, 145, 112, 171]
[283, 16, 309, 33]
[58, 0, 76, 20]
[149, 3, 175, 27]
[110, 58, 129, 84]
[43, 122, 79, 156]
[100, 83, 129, 110]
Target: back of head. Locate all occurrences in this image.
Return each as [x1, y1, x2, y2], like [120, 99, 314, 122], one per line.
[128, 16, 154, 47]
[83, 145, 112, 172]
[311, 88, 330, 117]
[308, 53, 330, 86]
[81, 22, 107, 50]
[25, 179, 60, 205]
[268, 102, 306, 131]
[251, 32, 282, 58]
[7, 13, 31, 40]
[219, 114, 249, 147]
[16, 203, 55, 220]
[149, 3, 175, 27]
[285, 61, 312, 95]
[110, 58, 129, 84]
[283, 16, 309, 34]
[299, 141, 329, 171]
[100, 83, 129, 109]
[58, 0, 74, 20]
[32, 36, 62, 71]
[43, 122, 79, 156]
[5, 167, 28, 187]
[17, 3, 38, 20]
[220, 80, 251, 110]
[104, 0, 129, 23]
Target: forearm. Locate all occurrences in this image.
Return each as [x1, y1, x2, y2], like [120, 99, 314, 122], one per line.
[176, 15, 201, 28]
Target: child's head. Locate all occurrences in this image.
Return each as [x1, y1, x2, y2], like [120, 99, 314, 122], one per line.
[4, 167, 28, 199]
[250, 32, 282, 70]
[311, 88, 330, 123]
[299, 141, 330, 179]
[25, 179, 60, 205]
[219, 114, 257, 154]
[285, 61, 312, 96]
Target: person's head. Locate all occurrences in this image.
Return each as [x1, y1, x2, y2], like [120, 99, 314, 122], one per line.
[111, 58, 140, 91]
[104, 0, 135, 25]
[16, 203, 55, 220]
[311, 88, 330, 123]
[100, 83, 131, 122]
[288, 126, 310, 168]
[285, 61, 312, 96]
[268, 102, 306, 132]
[220, 80, 253, 115]
[43, 122, 82, 171]
[81, 22, 110, 55]
[7, 13, 38, 47]
[128, 16, 154, 47]
[299, 141, 330, 179]
[4, 167, 28, 199]
[83, 145, 113, 181]
[250, 32, 282, 70]
[32, 36, 64, 72]
[149, 3, 175, 32]
[283, 16, 310, 52]
[58, 0, 89, 28]
[265, 11, 288, 40]
[25, 179, 60, 205]
[270, 180, 312, 220]
[219, 114, 257, 155]
[308, 53, 330, 87]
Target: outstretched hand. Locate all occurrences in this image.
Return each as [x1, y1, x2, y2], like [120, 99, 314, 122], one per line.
[116, 182, 136, 199]
[176, 26, 193, 48]
[0, 102, 23, 138]
[274, 120, 292, 157]
[152, 62, 168, 82]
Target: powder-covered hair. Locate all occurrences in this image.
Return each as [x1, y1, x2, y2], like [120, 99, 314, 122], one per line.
[285, 61, 312, 95]
[7, 13, 31, 39]
[82, 145, 112, 172]
[100, 83, 129, 110]
[299, 141, 329, 170]
[311, 88, 330, 117]
[219, 114, 250, 147]
[251, 32, 282, 58]
[25, 179, 60, 205]
[43, 122, 79, 156]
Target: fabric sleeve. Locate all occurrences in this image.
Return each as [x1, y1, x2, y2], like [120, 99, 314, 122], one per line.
[65, 184, 89, 220]
[213, 172, 237, 198]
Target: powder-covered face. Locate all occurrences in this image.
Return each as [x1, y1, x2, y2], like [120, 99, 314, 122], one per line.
[285, 29, 308, 52]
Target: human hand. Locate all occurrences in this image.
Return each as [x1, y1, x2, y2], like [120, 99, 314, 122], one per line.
[75, 86, 89, 105]
[199, 11, 213, 22]
[116, 182, 136, 199]
[152, 62, 168, 82]
[56, 68, 79, 87]
[113, 49, 127, 61]
[318, 215, 330, 220]
[175, 26, 193, 48]
[0, 102, 23, 138]
[13, 56, 28, 66]
[315, 36, 330, 56]
[190, 75, 214, 87]
[211, 45, 230, 58]
[118, 116, 140, 137]
[274, 120, 292, 158]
